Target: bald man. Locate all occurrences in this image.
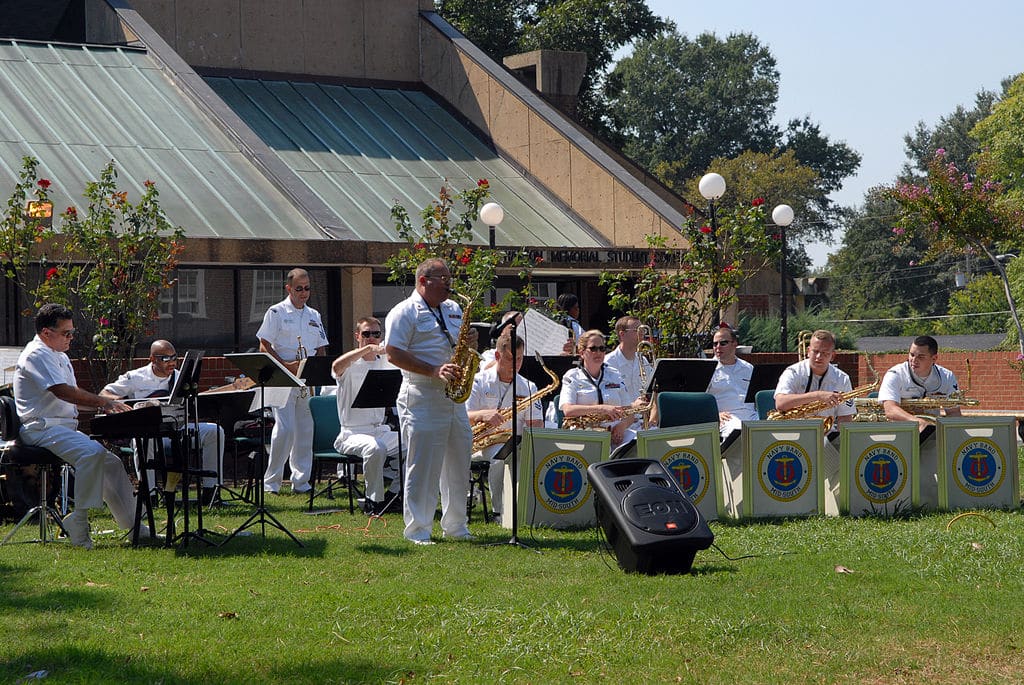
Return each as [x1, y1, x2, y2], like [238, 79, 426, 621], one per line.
[101, 340, 224, 503]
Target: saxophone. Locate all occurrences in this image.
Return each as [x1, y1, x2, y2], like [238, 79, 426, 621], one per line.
[472, 354, 560, 451]
[768, 357, 880, 433]
[852, 358, 979, 422]
[562, 398, 654, 430]
[444, 292, 481, 403]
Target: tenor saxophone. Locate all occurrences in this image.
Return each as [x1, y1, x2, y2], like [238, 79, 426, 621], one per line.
[562, 397, 654, 430]
[768, 357, 880, 432]
[472, 354, 560, 451]
[444, 292, 481, 404]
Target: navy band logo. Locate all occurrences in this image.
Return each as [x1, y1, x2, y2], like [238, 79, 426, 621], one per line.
[854, 444, 908, 504]
[953, 438, 1005, 497]
[758, 441, 812, 502]
[660, 447, 709, 504]
[534, 451, 591, 514]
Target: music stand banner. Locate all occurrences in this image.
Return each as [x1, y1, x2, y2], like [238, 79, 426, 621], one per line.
[936, 416, 1019, 511]
[506, 428, 610, 529]
[839, 422, 919, 516]
[742, 420, 824, 518]
[636, 423, 724, 521]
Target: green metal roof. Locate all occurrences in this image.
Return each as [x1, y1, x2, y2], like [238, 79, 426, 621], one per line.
[205, 77, 606, 248]
[0, 40, 323, 240]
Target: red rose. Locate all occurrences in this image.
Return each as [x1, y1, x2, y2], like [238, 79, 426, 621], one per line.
[477, 179, 489, 188]
[65, 206, 77, 218]
[751, 197, 764, 207]
[45, 267, 59, 280]
[38, 179, 51, 190]
[414, 242, 426, 250]
[699, 225, 712, 234]
[458, 254, 471, 265]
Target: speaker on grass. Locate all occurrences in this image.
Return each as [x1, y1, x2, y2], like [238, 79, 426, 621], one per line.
[588, 458, 714, 575]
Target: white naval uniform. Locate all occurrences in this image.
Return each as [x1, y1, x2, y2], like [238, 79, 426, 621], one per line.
[333, 355, 400, 503]
[101, 364, 224, 488]
[878, 361, 959, 407]
[467, 366, 541, 512]
[604, 347, 654, 402]
[256, 297, 328, 493]
[707, 357, 758, 438]
[385, 290, 472, 542]
[14, 336, 136, 528]
[774, 360, 856, 425]
[560, 364, 638, 444]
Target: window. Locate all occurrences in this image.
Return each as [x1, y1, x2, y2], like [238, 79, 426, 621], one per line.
[250, 269, 285, 322]
[159, 269, 206, 319]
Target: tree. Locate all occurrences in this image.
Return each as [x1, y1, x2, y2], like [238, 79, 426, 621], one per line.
[890, 149, 1024, 354]
[971, 73, 1024, 202]
[436, 0, 664, 138]
[902, 89, 999, 180]
[934, 273, 1010, 335]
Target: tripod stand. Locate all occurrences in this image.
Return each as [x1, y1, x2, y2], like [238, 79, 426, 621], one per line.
[221, 353, 304, 548]
[176, 356, 220, 548]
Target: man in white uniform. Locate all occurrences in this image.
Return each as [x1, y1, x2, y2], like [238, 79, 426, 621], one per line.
[604, 315, 654, 404]
[331, 316, 400, 515]
[774, 329, 855, 432]
[878, 335, 960, 432]
[467, 330, 544, 518]
[257, 268, 329, 495]
[14, 304, 139, 549]
[385, 258, 476, 545]
[100, 340, 224, 503]
[706, 324, 757, 441]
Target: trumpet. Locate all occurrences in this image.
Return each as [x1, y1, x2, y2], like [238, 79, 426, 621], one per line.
[296, 336, 309, 398]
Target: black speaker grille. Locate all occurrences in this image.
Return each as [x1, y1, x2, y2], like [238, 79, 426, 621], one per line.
[613, 479, 632, 492]
[649, 476, 670, 488]
[621, 486, 698, 535]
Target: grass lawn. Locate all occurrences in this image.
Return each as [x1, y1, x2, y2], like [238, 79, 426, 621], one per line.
[3, 478, 1024, 684]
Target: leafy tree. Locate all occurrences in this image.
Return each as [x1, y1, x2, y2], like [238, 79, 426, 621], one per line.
[934, 273, 1010, 335]
[902, 88, 1000, 180]
[738, 312, 858, 354]
[971, 73, 1024, 202]
[2, 157, 185, 385]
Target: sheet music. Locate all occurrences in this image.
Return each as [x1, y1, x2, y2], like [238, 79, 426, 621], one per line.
[521, 309, 571, 356]
[1, 346, 22, 385]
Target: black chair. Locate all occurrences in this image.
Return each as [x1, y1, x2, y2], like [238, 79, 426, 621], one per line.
[0, 396, 67, 545]
[468, 458, 491, 523]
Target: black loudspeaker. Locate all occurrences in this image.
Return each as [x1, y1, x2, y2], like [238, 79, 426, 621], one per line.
[588, 458, 714, 575]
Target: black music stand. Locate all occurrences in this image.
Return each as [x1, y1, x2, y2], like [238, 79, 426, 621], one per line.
[176, 350, 221, 548]
[299, 356, 335, 393]
[743, 363, 789, 403]
[351, 369, 403, 512]
[221, 352, 304, 547]
[643, 358, 717, 394]
[197, 389, 256, 504]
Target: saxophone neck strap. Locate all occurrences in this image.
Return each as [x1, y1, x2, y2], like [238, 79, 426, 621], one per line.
[429, 304, 455, 348]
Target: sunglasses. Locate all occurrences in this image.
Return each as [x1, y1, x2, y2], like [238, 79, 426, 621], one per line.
[48, 327, 75, 339]
[586, 345, 608, 353]
[712, 340, 734, 347]
[154, 354, 178, 362]
[291, 285, 311, 292]
[360, 331, 382, 338]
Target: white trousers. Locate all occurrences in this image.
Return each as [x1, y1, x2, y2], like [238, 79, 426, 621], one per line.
[335, 425, 399, 502]
[398, 381, 472, 541]
[20, 423, 137, 529]
[264, 389, 313, 491]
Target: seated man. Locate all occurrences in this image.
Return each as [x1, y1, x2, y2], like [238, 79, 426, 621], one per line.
[878, 335, 961, 433]
[774, 329, 855, 435]
[13, 303, 142, 548]
[706, 323, 757, 444]
[101, 340, 225, 505]
[331, 316, 400, 515]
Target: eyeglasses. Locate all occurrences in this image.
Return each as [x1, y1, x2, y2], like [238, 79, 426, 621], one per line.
[48, 327, 74, 339]
[712, 340, 733, 347]
[154, 354, 178, 362]
[619, 328, 640, 333]
[427, 274, 452, 284]
[291, 285, 311, 292]
[586, 345, 608, 353]
[360, 331, 382, 338]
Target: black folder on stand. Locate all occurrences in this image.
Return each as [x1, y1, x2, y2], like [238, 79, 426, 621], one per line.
[351, 369, 403, 409]
[643, 358, 717, 394]
[743, 363, 789, 403]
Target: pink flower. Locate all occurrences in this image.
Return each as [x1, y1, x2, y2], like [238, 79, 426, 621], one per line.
[477, 179, 489, 188]
[892, 227, 906, 236]
[963, 182, 973, 191]
[144, 180, 155, 188]
[1016, 353, 1024, 361]
[99, 317, 110, 326]
[65, 206, 77, 218]
[935, 148, 946, 157]
[534, 256, 544, 264]
[699, 225, 712, 234]
[528, 297, 538, 305]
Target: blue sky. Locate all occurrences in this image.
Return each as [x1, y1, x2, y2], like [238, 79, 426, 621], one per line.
[640, 0, 1023, 266]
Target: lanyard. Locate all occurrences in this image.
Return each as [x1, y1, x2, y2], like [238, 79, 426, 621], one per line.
[907, 362, 936, 396]
[582, 365, 606, 405]
[803, 368, 825, 393]
[429, 305, 455, 348]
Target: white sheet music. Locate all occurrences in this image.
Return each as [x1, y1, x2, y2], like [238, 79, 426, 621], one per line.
[521, 309, 571, 356]
[1, 346, 22, 385]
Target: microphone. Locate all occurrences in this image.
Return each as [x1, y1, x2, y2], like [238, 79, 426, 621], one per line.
[490, 312, 522, 340]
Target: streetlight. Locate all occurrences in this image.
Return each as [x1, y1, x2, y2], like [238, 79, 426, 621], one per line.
[698, 173, 727, 320]
[479, 201, 505, 307]
[771, 204, 795, 352]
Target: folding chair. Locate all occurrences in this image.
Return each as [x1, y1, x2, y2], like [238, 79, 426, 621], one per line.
[307, 396, 363, 514]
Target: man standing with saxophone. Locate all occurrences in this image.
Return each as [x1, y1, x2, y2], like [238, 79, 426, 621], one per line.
[257, 268, 328, 495]
[774, 329, 855, 434]
[385, 258, 476, 545]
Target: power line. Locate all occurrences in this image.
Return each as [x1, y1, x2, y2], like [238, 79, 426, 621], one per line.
[825, 310, 1011, 323]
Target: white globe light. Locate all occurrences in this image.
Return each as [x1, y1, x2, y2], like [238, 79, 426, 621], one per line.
[479, 202, 505, 226]
[698, 172, 726, 200]
[771, 204, 795, 227]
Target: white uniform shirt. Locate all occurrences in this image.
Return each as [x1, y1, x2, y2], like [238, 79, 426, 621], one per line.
[468, 366, 541, 459]
[13, 335, 78, 428]
[774, 359, 856, 420]
[707, 357, 758, 422]
[560, 364, 631, 409]
[256, 297, 328, 362]
[605, 347, 653, 402]
[385, 290, 463, 386]
[878, 362, 958, 402]
[102, 363, 175, 400]
[333, 355, 396, 432]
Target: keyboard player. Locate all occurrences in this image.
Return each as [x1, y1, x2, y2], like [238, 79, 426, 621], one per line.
[13, 303, 145, 549]
[100, 340, 225, 505]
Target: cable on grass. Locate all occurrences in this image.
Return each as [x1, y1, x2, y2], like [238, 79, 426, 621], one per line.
[944, 511, 996, 532]
[293, 514, 390, 538]
[711, 542, 796, 561]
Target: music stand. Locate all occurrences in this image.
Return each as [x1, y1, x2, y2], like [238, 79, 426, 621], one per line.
[176, 350, 220, 548]
[299, 356, 335, 393]
[743, 363, 789, 403]
[643, 358, 717, 394]
[351, 369, 404, 512]
[197, 389, 256, 504]
[220, 352, 304, 547]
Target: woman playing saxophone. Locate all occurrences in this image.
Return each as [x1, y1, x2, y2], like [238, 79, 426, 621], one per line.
[560, 330, 648, 447]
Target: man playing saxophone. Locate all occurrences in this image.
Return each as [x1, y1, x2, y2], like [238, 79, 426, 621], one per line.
[774, 329, 855, 436]
[877, 335, 960, 433]
[467, 330, 545, 519]
[385, 258, 476, 545]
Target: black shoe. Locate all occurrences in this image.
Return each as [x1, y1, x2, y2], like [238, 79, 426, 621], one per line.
[201, 487, 221, 507]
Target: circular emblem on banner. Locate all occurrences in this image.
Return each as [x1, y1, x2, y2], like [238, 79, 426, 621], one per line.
[534, 451, 591, 514]
[952, 438, 1005, 497]
[854, 444, 907, 504]
[758, 441, 812, 502]
[661, 447, 709, 504]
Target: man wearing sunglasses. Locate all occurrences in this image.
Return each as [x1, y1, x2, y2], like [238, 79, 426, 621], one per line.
[101, 340, 225, 505]
[706, 323, 757, 442]
[330, 316, 400, 515]
[13, 303, 143, 548]
[256, 268, 329, 495]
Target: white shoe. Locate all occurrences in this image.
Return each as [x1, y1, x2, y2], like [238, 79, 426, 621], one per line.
[62, 510, 93, 549]
[443, 531, 475, 541]
[407, 537, 435, 546]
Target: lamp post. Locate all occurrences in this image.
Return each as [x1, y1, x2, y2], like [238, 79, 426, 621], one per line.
[698, 173, 727, 321]
[479, 201, 505, 308]
[771, 204, 795, 352]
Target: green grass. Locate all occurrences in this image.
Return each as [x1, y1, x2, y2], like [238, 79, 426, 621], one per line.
[3, 488, 1024, 684]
